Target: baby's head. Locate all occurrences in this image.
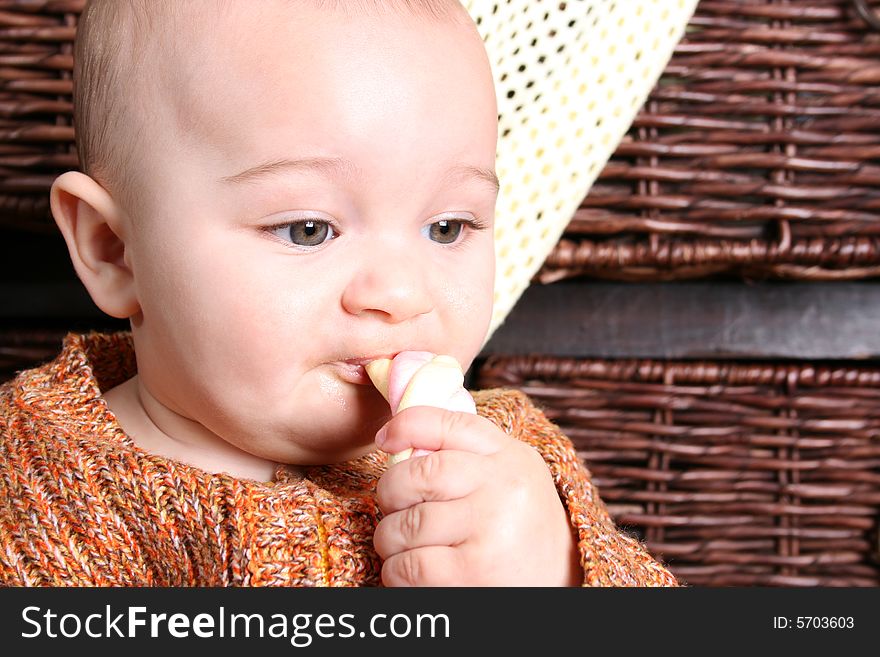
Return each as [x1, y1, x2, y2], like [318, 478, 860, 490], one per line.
[51, 0, 498, 468]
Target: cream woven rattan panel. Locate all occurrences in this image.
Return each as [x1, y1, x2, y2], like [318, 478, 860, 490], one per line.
[463, 0, 699, 342]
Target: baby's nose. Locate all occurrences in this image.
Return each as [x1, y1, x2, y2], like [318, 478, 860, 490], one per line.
[340, 249, 434, 322]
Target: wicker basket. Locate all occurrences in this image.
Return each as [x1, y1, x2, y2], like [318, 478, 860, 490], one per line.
[476, 355, 880, 586]
[539, 0, 880, 283]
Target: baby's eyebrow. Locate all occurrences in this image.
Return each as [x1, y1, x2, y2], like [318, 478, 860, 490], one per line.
[443, 164, 500, 196]
[219, 156, 499, 195]
[219, 156, 358, 186]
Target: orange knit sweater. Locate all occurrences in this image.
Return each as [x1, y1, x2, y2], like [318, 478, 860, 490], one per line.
[0, 331, 678, 586]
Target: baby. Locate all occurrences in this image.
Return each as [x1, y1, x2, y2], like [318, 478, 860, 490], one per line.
[0, 0, 678, 586]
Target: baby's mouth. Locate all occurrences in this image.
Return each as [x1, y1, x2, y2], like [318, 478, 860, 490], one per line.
[329, 354, 398, 385]
[329, 361, 371, 385]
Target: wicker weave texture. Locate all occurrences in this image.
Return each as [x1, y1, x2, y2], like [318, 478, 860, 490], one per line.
[0, 0, 81, 230]
[477, 355, 880, 586]
[540, 0, 880, 283]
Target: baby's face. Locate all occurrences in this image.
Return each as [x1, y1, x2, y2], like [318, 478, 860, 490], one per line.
[122, 3, 498, 465]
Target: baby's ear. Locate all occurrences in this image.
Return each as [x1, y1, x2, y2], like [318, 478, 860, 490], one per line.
[49, 171, 140, 320]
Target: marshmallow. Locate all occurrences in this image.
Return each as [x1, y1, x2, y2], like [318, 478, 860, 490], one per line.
[366, 351, 476, 464]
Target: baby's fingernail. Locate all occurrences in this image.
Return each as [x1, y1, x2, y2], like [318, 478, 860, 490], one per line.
[375, 425, 388, 447]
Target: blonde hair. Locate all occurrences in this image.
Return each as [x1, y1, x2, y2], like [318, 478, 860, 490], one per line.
[73, 0, 468, 214]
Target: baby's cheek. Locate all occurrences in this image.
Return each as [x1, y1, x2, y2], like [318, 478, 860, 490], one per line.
[439, 272, 491, 320]
[447, 259, 493, 309]
[316, 371, 350, 412]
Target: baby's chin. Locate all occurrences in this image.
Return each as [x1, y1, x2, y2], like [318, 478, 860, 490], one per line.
[214, 367, 394, 466]
[307, 441, 381, 467]
[277, 439, 381, 468]
[237, 408, 390, 467]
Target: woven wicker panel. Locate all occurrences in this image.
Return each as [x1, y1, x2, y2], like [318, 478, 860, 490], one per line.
[477, 355, 880, 586]
[0, 0, 81, 232]
[539, 0, 880, 283]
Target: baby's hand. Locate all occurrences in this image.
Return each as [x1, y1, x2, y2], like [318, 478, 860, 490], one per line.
[366, 351, 477, 464]
[372, 406, 582, 586]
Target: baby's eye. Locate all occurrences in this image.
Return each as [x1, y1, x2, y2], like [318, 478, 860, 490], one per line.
[269, 220, 336, 248]
[423, 219, 464, 244]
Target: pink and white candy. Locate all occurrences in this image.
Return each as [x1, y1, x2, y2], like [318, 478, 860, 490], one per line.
[365, 351, 476, 464]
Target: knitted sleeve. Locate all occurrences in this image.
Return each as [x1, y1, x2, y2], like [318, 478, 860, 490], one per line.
[481, 388, 679, 587]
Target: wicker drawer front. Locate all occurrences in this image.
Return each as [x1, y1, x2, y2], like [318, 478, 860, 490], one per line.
[540, 0, 880, 283]
[477, 356, 880, 586]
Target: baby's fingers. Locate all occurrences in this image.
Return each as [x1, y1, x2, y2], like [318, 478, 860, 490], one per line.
[381, 545, 465, 587]
[375, 406, 505, 457]
[373, 498, 472, 560]
[376, 449, 482, 514]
